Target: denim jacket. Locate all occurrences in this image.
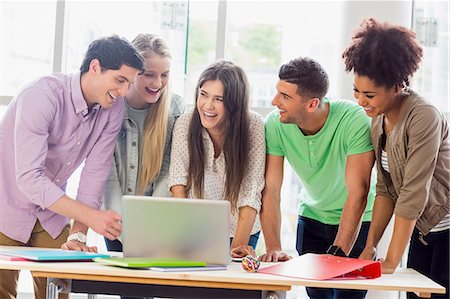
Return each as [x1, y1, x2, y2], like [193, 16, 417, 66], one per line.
[103, 94, 185, 215]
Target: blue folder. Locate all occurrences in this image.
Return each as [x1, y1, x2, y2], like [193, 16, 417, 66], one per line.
[0, 249, 110, 261]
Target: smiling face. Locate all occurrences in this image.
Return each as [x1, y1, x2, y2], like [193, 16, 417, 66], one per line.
[196, 79, 226, 137]
[353, 74, 399, 118]
[271, 80, 309, 125]
[84, 59, 139, 109]
[129, 54, 171, 105]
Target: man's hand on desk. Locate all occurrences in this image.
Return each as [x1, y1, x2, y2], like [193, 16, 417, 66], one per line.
[359, 246, 377, 261]
[61, 240, 98, 253]
[259, 249, 292, 262]
[231, 245, 255, 258]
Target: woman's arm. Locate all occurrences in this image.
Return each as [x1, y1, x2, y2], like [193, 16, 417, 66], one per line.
[230, 206, 257, 257]
[231, 113, 266, 258]
[382, 216, 416, 273]
[360, 194, 395, 261]
[171, 185, 188, 198]
[168, 113, 191, 196]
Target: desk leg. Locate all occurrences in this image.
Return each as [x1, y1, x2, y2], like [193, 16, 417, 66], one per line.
[46, 279, 59, 299]
[261, 290, 287, 299]
[46, 278, 72, 299]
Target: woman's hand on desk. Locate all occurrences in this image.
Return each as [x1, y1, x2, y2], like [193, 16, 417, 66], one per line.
[231, 245, 255, 258]
[359, 247, 397, 274]
[61, 241, 98, 253]
[379, 258, 397, 274]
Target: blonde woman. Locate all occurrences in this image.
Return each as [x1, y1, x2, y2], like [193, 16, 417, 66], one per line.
[103, 33, 185, 252]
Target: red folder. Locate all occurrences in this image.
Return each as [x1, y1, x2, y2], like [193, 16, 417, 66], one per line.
[259, 253, 381, 280]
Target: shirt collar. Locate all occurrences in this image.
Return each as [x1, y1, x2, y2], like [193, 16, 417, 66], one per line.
[71, 71, 101, 116]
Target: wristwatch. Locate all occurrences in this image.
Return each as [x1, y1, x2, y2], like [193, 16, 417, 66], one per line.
[67, 232, 87, 244]
[326, 245, 347, 257]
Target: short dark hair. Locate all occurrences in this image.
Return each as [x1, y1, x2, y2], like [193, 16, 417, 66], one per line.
[342, 18, 423, 88]
[80, 35, 144, 74]
[278, 57, 329, 100]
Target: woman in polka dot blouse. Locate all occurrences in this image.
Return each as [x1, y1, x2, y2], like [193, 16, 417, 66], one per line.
[169, 60, 266, 258]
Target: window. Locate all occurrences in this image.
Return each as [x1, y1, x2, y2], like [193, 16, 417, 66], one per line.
[184, 0, 219, 103]
[63, 1, 188, 97]
[1, 1, 57, 96]
[412, 0, 449, 113]
[225, 1, 345, 107]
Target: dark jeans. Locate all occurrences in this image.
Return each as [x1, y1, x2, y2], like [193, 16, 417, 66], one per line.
[407, 228, 449, 299]
[296, 216, 370, 299]
[105, 238, 123, 252]
[230, 231, 260, 250]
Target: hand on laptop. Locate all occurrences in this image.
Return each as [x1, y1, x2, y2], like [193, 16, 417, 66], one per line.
[259, 250, 292, 262]
[231, 245, 256, 258]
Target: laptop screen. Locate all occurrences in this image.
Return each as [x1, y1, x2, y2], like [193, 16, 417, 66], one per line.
[122, 195, 231, 265]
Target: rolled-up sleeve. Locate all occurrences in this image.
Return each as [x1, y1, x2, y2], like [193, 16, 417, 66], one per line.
[237, 113, 266, 212]
[168, 112, 191, 189]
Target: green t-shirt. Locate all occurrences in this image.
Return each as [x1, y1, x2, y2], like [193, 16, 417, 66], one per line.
[265, 98, 375, 224]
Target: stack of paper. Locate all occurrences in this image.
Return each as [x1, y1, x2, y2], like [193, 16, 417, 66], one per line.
[94, 257, 227, 272]
[0, 249, 110, 262]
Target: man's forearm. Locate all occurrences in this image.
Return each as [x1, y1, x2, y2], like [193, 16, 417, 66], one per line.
[260, 205, 282, 251]
[70, 221, 89, 235]
[333, 194, 367, 254]
[49, 195, 95, 227]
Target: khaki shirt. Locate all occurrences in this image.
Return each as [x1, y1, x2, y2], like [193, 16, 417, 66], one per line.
[372, 91, 449, 235]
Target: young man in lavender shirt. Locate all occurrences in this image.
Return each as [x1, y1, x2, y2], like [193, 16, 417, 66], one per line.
[0, 35, 144, 299]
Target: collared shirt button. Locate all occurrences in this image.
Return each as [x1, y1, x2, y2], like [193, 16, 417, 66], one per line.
[130, 165, 135, 169]
[76, 141, 81, 145]
[127, 188, 133, 192]
[67, 162, 71, 165]
[55, 178, 60, 183]
[131, 142, 137, 146]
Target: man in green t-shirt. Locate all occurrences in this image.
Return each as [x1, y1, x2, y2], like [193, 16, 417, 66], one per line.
[259, 57, 375, 299]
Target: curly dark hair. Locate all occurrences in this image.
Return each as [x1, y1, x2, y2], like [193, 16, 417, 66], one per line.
[342, 18, 423, 88]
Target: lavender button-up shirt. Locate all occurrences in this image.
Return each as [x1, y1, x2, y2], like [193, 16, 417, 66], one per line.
[0, 72, 124, 243]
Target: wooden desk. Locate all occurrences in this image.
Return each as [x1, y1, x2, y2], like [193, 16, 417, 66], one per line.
[0, 258, 445, 299]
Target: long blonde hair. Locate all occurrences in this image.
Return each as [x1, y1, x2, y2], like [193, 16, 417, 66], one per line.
[132, 34, 172, 194]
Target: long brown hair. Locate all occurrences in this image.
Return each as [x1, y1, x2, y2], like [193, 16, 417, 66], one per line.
[187, 60, 250, 213]
[132, 34, 172, 194]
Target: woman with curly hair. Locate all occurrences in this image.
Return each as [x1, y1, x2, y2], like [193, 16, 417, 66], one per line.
[342, 18, 449, 298]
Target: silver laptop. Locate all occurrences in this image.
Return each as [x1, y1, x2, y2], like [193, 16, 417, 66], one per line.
[122, 195, 231, 265]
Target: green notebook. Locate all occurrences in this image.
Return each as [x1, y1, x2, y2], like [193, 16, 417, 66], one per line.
[94, 257, 206, 269]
